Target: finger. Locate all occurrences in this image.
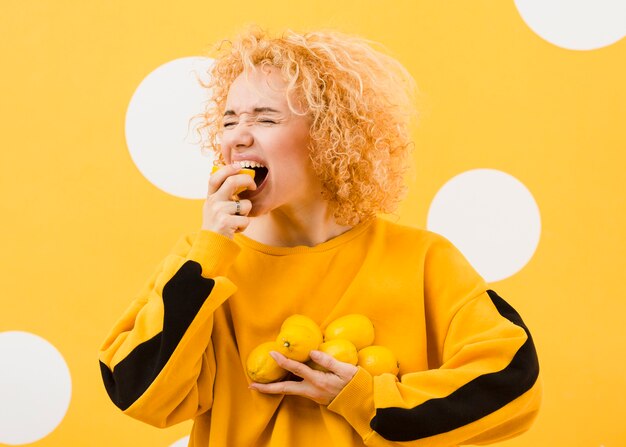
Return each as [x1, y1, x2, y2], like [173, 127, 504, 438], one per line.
[230, 215, 251, 233]
[210, 199, 252, 216]
[209, 167, 257, 199]
[249, 379, 308, 397]
[269, 351, 318, 382]
[234, 199, 252, 216]
[210, 199, 242, 217]
[208, 212, 250, 235]
[309, 350, 357, 380]
[220, 174, 257, 200]
[207, 163, 241, 195]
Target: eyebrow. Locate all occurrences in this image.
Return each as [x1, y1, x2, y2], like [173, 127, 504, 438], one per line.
[224, 107, 281, 116]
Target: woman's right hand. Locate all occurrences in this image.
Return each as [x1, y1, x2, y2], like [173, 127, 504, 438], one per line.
[202, 163, 257, 238]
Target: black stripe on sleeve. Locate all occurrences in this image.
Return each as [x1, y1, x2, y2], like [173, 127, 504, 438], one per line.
[100, 260, 215, 411]
[369, 290, 539, 442]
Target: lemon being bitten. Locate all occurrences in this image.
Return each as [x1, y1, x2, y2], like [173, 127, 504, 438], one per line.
[211, 165, 256, 196]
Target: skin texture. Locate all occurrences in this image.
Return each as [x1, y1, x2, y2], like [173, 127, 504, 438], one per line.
[202, 66, 358, 403]
[203, 65, 351, 247]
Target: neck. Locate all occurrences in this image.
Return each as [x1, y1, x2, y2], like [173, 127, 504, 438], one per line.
[242, 203, 354, 247]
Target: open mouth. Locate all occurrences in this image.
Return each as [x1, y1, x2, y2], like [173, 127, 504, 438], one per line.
[236, 160, 269, 196]
[250, 166, 268, 188]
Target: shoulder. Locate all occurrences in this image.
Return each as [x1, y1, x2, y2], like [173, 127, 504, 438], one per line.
[373, 218, 483, 280]
[372, 217, 453, 251]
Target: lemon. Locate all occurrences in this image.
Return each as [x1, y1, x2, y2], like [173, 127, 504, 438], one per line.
[281, 314, 320, 334]
[246, 341, 288, 384]
[309, 339, 358, 372]
[276, 323, 323, 362]
[324, 314, 375, 350]
[357, 345, 400, 376]
[211, 165, 255, 195]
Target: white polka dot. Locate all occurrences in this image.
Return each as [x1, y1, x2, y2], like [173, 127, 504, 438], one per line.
[0, 331, 72, 445]
[514, 0, 626, 50]
[125, 57, 215, 199]
[427, 169, 541, 282]
[169, 436, 190, 447]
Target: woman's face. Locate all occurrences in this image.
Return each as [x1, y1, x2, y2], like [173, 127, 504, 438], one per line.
[220, 65, 321, 218]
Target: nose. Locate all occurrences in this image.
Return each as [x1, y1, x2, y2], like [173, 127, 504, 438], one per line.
[223, 123, 254, 150]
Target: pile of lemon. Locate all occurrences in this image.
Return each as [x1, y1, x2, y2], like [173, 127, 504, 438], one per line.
[246, 314, 400, 383]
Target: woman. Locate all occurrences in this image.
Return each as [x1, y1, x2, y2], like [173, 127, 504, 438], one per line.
[99, 28, 541, 446]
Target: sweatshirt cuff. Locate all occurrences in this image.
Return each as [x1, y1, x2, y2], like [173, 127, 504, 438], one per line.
[327, 367, 376, 440]
[186, 231, 241, 277]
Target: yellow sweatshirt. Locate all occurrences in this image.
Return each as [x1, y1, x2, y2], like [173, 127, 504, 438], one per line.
[99, 218, 541, 446]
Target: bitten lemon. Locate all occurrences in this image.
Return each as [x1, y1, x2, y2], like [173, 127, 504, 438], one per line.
[276, 320, 323, 362]
[324, 314, 375, 350]
[357, 345, 400, 376]
[309, 339, 358, 372]
[211, 165, 255, 196]
[246, 341, 288, 384]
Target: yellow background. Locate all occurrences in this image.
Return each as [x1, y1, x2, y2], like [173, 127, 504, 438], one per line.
[1, 1, 625, 445]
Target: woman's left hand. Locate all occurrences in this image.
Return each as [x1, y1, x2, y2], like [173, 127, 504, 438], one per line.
[249, 350, 358, 405]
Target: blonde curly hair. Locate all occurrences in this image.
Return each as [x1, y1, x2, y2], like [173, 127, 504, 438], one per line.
[196, 27, 417, 225]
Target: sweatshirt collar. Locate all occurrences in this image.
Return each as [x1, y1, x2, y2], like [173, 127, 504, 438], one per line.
[234, 218, 375, 255]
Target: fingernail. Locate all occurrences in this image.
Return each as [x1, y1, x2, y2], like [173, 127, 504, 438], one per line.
[232, 161, 241, 169]
[269, 351, 279, 360]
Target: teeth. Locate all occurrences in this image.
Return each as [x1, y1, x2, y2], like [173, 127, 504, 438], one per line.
[238, 160, 265, 168]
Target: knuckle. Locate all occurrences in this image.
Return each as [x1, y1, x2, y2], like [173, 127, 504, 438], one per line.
[208, 176, 221, 189]
[206, 200, 221, 213]
[217, 215, 230, 227]
[206, 205, 219, 216]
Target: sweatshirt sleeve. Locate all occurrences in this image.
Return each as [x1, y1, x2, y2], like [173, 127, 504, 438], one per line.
[327, 235, 541, 446]
[98, 230, 240, 428]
